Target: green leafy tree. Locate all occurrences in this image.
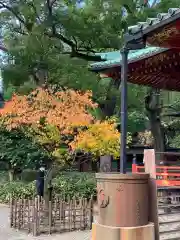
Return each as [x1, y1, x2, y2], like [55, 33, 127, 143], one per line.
[1, 0, 180, 153]
[0, 127, 51, 181]
[0, 0, 178, 81]
[0, 0, 166, 87]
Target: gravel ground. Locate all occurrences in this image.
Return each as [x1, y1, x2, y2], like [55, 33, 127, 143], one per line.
[0, 206, 91, 240]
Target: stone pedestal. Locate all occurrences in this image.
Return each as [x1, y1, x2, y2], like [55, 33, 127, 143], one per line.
[93, 173, 155, 240]
[92, 222, 155, 240]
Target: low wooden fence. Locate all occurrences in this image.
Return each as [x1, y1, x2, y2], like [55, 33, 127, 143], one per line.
[10, 196, 93, 236]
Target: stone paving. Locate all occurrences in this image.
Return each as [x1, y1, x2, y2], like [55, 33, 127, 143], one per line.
[0, 206, 91, 240]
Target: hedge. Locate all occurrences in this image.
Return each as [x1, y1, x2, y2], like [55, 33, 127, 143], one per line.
[0, 172, 96, 203]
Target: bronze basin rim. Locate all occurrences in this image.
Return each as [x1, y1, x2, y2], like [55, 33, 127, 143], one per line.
[96, 172, 149, 180]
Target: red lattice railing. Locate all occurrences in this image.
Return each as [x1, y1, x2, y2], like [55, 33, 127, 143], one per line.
[132, 163, 180, 186]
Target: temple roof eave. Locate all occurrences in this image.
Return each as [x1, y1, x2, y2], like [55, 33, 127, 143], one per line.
[90, 47, 168, 72]
[125, 8, 180, 44]
[89, 48, 180, 91]
[89, 7, 180, 91]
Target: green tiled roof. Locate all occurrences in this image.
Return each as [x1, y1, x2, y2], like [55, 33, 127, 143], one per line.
[95, 50, 137, 60]
[125, 8, 180, 41]
[90, 47, 168, 71]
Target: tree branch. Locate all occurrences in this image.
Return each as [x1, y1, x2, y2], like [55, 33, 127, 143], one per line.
[47, 0, 57, 8]
[70, 50, 104, 61]
[46, 0, 103, 61]
[57, 48, 103, 61]
[13, 27, 28, 36]
[163, 112, 180, 117]
[0, 2, 25, 25]
[0, 2, 35, 32]
[161, 105, 177, 111]
[28, 1, 42, 24]
[123, 4, 133, 14]
[47, 0, 53, 14]
[0, 45, 8, 52]
[0, 0, 105, 62]
[47, 24, 104, 61]
[151, 0, 158, 7]
[46, 0, 75, 48]
[47, 31, 76, 48]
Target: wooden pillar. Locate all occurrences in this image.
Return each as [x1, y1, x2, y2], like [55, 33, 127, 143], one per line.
[144, 149, 159, 240]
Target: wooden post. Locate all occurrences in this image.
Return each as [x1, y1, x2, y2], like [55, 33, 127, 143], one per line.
[9, 196, 13, 228]
[82, 198, 86, 229]
[62, 199, 66, 230]
[72, 197, 76, 230]
[44, 168, 53, 202]
[89, 196, 93, 229]
[17, 199, 21, 230]
[100, 155, 112, 172]
[48, 200, 52, 235]
[144, 149, 159, 240]
[27, 199, 31, 233]
[22, 199, 25, 229]
[132, 163, 137, 173]
[44, 167, 53, 224]
[79, 197, 83, 229]
[69, 197, 72, 231]
[14, 199, 17, 228]
[33, 197, 38, 236]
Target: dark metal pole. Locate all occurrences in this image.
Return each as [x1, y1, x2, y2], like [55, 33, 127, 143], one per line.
[120, 47, 129, 174]
[0, 70, 4, 108]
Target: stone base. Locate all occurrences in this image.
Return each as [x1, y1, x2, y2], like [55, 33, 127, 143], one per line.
[92, 222, 154, 240]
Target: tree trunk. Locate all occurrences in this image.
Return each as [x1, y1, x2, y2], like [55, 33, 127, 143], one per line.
[8, 169, 21, 181]
[44, 168, 53, 223]
[91, 161, 98, 172]
[8, 170, 15, 182]
[99, 78, 120, 118]
[99, 95, 117, 117]
[145, 88, 165, 164]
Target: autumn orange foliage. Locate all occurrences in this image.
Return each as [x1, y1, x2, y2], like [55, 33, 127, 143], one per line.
[70, 117, 132, 158]
[70, 119, 121, 158]
[0, 88, 97, 133]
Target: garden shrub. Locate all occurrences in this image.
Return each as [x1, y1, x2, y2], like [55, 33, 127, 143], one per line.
[0, 171, 9, 182]
[53, 172, 96, 199]
[0, 172, 96, 203]
[0, 181, 36, 203]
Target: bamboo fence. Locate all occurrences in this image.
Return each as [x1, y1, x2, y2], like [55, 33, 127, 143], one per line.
[10, 196, 93, 236]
